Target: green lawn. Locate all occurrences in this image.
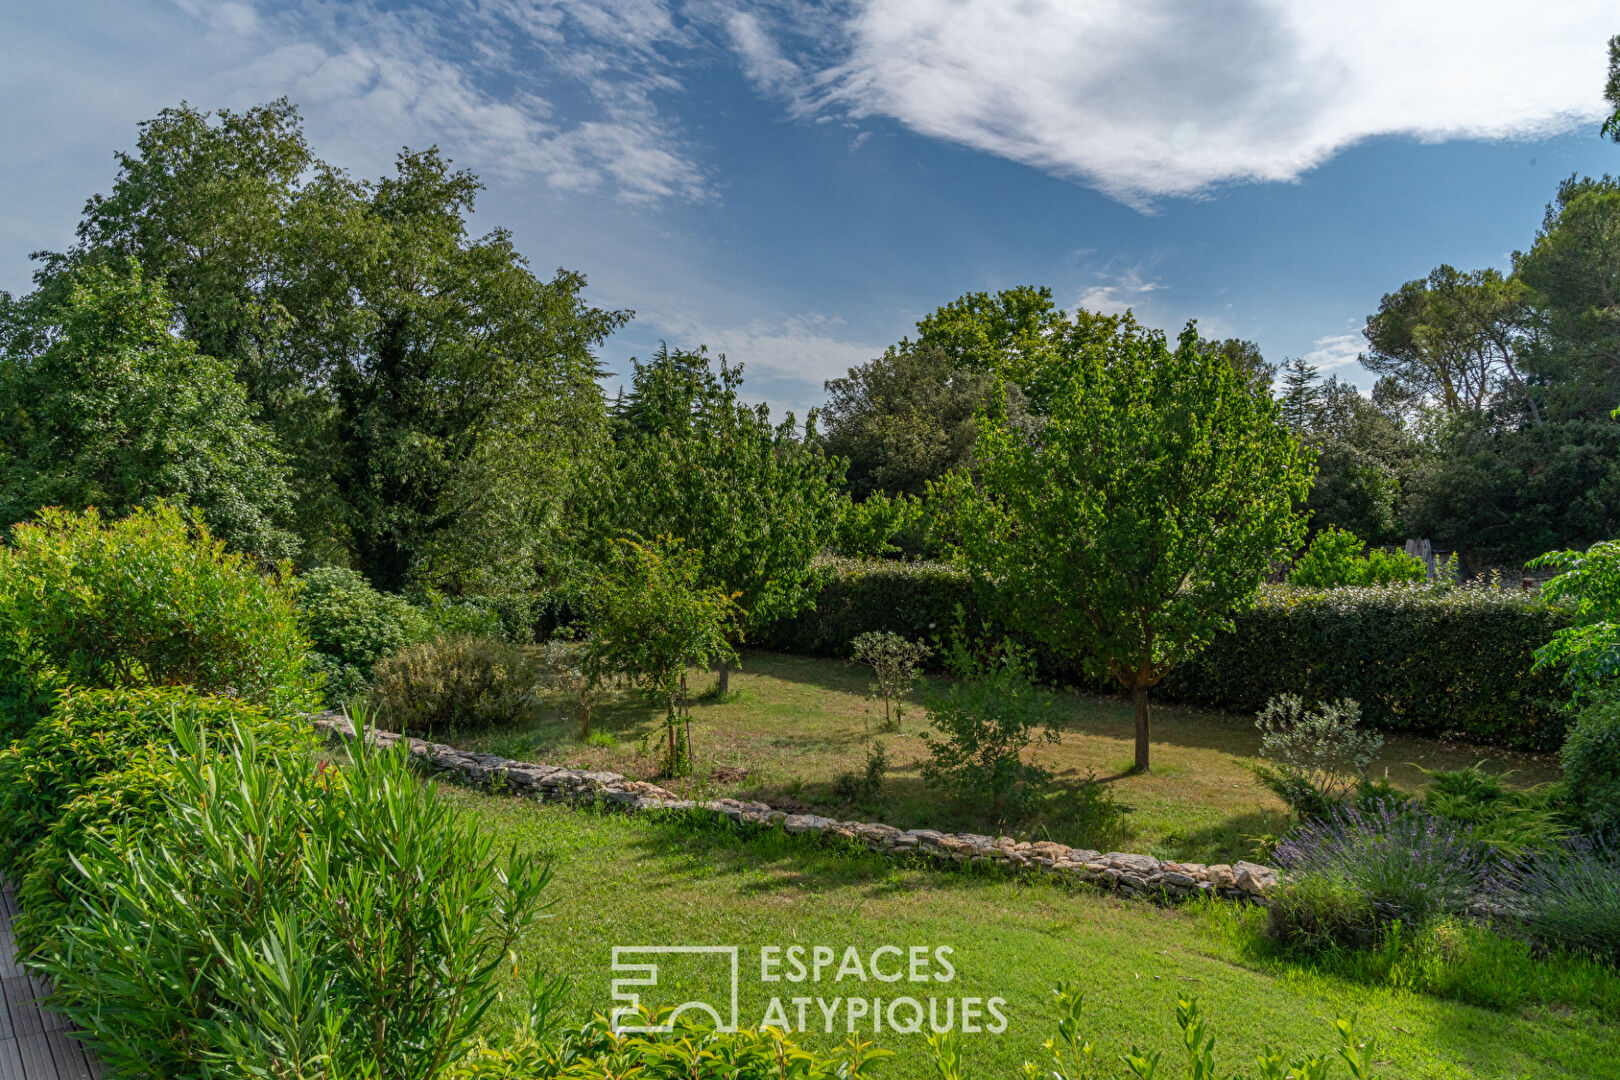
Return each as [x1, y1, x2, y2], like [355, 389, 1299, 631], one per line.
[455, 650, 1561, 866]
[450, 787, 1619, 1080]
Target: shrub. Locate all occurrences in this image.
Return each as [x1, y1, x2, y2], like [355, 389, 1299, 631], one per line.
[1559, 694, 1620, 835]
[538, 635, 617, 739]
[830, 490, 925, 559]
[1502, 839, 1620, 964]
[369, 635, 543, 735]
[0, 685, 297, 880]
[920, 638, 1057, 817]
[33, 721, 550, 1079]
[1253, 694, 1383, 817]
[850, 630, 931, 731]
[0, 504, 320, 741]
[1419, 765, 1569, 857]
[763, 560, 1572, 749]
[1269, 805, 1492, 949]
[1530, 537, 1620, 695]
[1288, 527, 1427, 588]
[831, 740, 888, 807]
[299, 566, 431, 704]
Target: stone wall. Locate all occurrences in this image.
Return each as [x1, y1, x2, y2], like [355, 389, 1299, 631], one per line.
[311, 713, 1278, 902]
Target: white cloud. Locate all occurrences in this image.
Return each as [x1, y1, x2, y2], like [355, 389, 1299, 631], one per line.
[655, 311, 883, 387]
[1075, 270, 1164, 316]
[1302, 331, 1366, 373]
[739, 1, 1616, 204]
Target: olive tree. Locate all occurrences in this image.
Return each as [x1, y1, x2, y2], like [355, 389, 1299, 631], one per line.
[937, 317, 1312, 772]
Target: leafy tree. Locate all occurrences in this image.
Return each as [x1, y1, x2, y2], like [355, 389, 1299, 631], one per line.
[585, 537, 738, 774]
[0, 260, 297, 557]
[850, 630, 931, 731]
[1287, 527, 1426, 587]
[1362, 265, 1535, 421]
[582, 347, 845, 693]
[1199, 336, 1277, 397]
[1605, 34, 1620, 143]
[830, 490, 926, 559]
[938, 318, 1312, 771]
[49, 100, 626, 590]
[821, 344, 1015, 499]
[1531, 538, 1620, 696]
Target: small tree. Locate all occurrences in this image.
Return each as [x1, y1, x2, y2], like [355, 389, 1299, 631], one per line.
[540, 635, 617, 740]
[1531, 538, 1620, 697]
[850, 630, 932, 731]
[585, 537, 738, 774]
[919, 637, 1057, 817]
[938, 317, 1312, 772]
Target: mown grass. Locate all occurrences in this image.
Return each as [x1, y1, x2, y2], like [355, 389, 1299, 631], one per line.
[453, 650, 1560, 865]
[445, 787, 1619, 1080]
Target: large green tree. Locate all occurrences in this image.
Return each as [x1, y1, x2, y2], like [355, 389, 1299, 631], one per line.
[0, 260, 296, 557]
[938, 318, 1312, 772]
[580, 347, 846, 692]
[50, 100, 625, 591]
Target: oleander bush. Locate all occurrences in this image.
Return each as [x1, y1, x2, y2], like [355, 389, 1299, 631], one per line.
[766, 559, 1571, 748]
[0, 504, 320, 742]
[0, 685, 299, 882]
[32, 719, 551, 1080]
[369, 634, 544, 734]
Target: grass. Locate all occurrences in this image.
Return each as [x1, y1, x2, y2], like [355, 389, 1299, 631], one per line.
[450, 650, 1561, 865]
[445, 786, 1620, 1080]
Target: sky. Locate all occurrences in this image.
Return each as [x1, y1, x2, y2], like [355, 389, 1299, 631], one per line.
[2, 1, 1618, 417]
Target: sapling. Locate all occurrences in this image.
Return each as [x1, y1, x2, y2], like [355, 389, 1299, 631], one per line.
[850, 630, 931, 731]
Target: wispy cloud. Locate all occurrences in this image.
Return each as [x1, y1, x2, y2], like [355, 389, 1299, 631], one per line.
[735, 1, 1616, 206]
[1302, 332, 1367, 374]
[1075, 269, 1165, 317]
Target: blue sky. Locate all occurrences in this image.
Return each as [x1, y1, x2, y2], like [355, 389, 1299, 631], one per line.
[3, 1, 1617, 416]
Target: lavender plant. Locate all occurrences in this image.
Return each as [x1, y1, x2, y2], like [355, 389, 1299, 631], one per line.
[1502, 839, 1620, 963]
[1269, 804, 1493, 948]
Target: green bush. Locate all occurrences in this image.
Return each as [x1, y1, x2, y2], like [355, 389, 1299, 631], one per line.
[32, 721, 551, 1080]
[1419, 766, 1570, 857]
[369, 635, 543, 734]
[0, 504, 320, 741]
[299, 566, 431, 704]
[1288, 527, 1427, 587]
[0, 685, 297, 881]
[764, 561, 1572, 749]
[1560, 695, 1620, 835]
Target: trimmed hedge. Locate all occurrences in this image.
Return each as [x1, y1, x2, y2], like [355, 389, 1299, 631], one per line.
[762, 560, 1573, 749]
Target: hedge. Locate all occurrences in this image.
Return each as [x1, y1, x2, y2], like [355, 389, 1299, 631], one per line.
[761, 559, 1574, 750]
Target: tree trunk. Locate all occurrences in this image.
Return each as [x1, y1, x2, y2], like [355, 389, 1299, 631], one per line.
[716, 659, 731, 697]
[1132, 683, 1150, 773]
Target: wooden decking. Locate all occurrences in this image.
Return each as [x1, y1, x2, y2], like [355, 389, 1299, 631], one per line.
[0, 885, 100, 1080]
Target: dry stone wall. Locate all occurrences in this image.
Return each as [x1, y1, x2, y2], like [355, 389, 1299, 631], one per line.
[311, 713, 1278, 902]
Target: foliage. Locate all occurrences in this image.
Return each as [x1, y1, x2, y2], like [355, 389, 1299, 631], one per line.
[32, 719, 550, 1080]
[1253, 694, 1383, 817]
[1501, 839, 1620, 965]
[1607, 34, 1620, 142]
[830, 489, 926, 559]
[938, 316, 1312, 770]
[1269, 806, 1492, 949]
[850, 630, 931, 731]
[299, 566, 431, 704]
[0, 685, 295, 883]
[0, 258, 298, 557]
[920, 637, 1058, 817]
[1287, 528, 1426, 588]
[760, 557, 981, 656]
[538, 636, 617, 740]
[577, 348, 843, 697]
[0, 504, 320, 742]
[584, 536, 739, 773]
[53, 99, 627, 591]
[1530, 538, 1620, 696]
[1558, 694, 1620, 835]
[1165, 583, 1573, 749]
[831, 740, 889, 807]
[1417, 766, 1569, 858]
[369, 635, 543, 735]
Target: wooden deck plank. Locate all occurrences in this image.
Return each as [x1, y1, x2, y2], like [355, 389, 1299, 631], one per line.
[42, 1031, 91, 1080]
[0, 1037, 26, 1080]
[0, 921, 25, 980]
[13, 1033, 54, 1080]
[1, 979, 45, 1039]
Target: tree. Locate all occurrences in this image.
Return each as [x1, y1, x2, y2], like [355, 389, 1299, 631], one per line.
[1277, 357, 1324, 432]
[50, 100, 626, 590]
[821, 344, 1013, 499]
[938, 317, 1312, 772]
[582, 346, 846, 693]
[850, 631, 932, 731]
[585, 537, 738, 774]
[0, 259, 297, 557]
[1362, 265, 1535, 422]
[1199, 337, 1277, 398]
[1604, 34, 1620, 143]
